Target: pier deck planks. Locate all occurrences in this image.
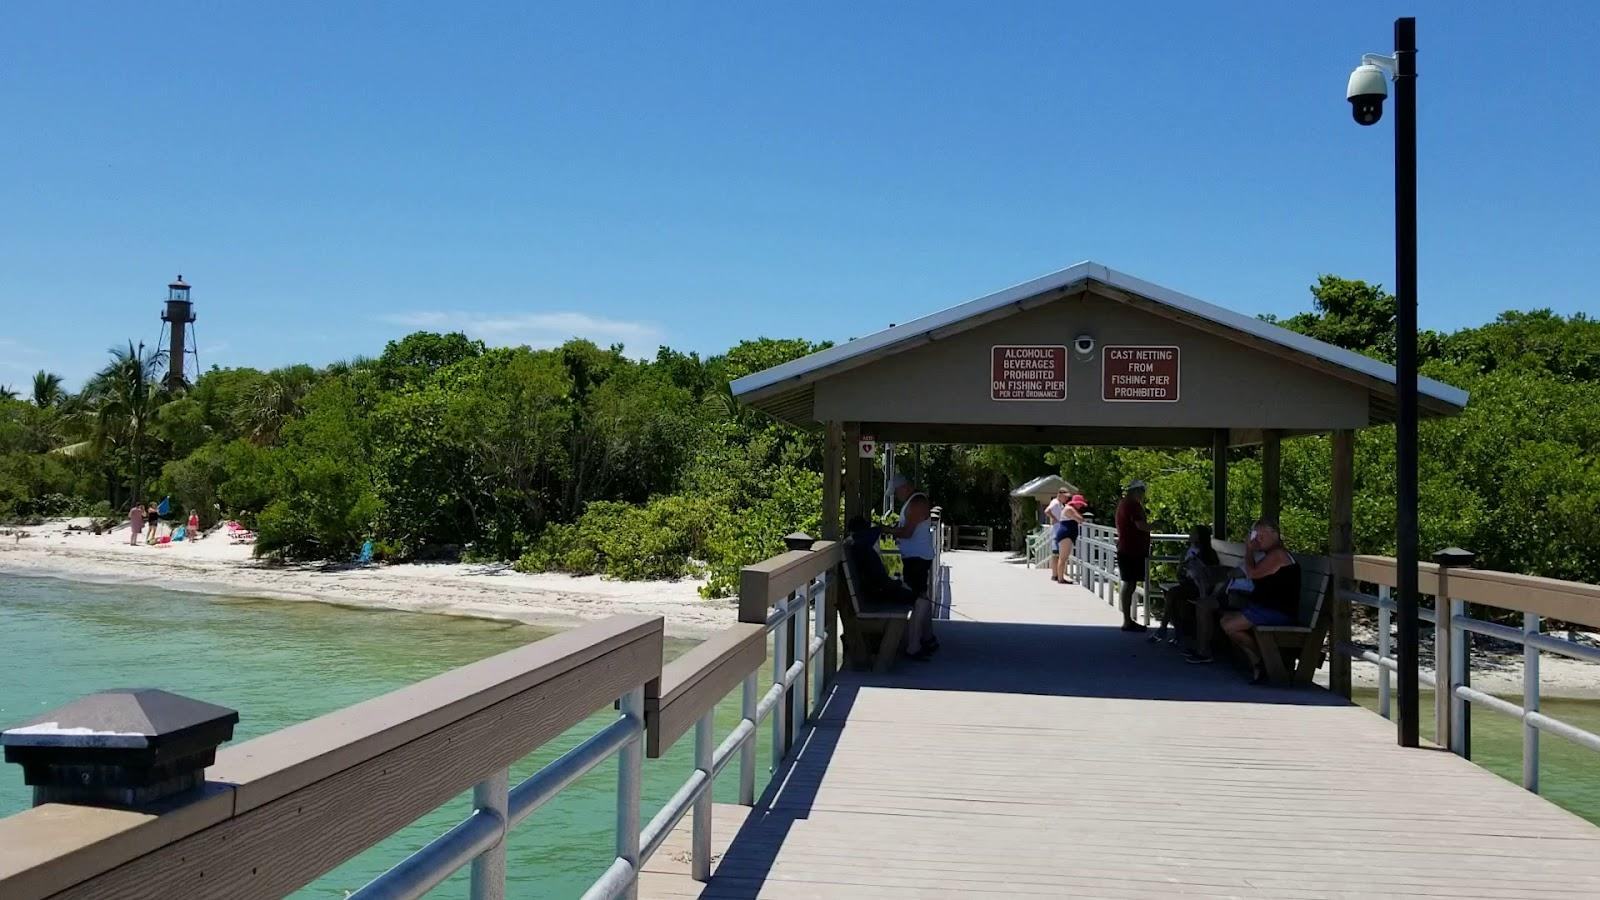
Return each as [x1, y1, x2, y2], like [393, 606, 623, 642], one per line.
[643, 551, 1600, 899]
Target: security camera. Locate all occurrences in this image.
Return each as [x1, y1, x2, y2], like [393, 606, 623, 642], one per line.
[1073, 334, 1095, 355]
[1347, 55, 1395, 126]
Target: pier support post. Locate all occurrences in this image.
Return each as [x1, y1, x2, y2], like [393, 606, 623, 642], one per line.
[691, 711, 714, 882]
[1328, 429, 1354, 699]
[1433, 547, 1476, 756]
[1262, 429, 1282, 528]
[617, 687, 644, 900]
[1212, 429, 1229, 540]
[822, 421, 843, 687]
[470, 769, 509, 900]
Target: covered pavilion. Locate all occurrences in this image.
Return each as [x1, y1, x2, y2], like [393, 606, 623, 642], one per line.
[730, 261, 1468, 689]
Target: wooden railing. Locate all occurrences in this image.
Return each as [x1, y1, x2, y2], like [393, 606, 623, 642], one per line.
[0, 542, 845, 900]
[1333, 555, 1600, 794]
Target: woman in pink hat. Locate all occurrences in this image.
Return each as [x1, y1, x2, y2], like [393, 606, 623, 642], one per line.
[1045, 490, 1088, 584]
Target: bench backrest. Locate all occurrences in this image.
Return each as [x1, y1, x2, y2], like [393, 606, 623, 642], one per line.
[839, 535, 869, 616]
[1212, 539, 1334, 627]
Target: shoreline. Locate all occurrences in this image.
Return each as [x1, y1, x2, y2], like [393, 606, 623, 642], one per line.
[0, 519, 737, 639]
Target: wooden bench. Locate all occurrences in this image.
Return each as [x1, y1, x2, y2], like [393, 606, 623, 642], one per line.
[1213, 541, 1334, 686]
[839, 536, 913, 673]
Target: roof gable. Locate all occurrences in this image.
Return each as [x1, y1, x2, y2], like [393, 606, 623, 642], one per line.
[731, 262, 1468, 423]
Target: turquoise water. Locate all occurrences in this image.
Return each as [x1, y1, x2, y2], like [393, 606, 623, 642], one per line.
[0, 574, 773, 898]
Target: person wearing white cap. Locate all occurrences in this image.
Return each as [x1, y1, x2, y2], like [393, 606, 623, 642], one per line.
[887, 474, 938, 658]
[1114, 479, 1151, 632]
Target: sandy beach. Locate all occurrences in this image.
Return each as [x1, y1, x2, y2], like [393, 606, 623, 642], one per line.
[0, 518, 737, 639]
[6, 519, 1598, 697]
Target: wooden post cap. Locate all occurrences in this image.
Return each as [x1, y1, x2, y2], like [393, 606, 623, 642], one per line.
[783, 532, 816, 551]
[2, 688, 238, 810]
[1431, 547, 1476, 568]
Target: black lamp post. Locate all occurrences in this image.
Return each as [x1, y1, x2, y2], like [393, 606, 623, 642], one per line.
[1348, 16, 1420, 748]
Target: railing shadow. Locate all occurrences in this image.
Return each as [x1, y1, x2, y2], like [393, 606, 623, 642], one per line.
[686, 682, 858, 898]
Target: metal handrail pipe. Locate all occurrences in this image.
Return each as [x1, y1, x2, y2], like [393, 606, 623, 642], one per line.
[1339, 643, 1399, 673]
[1529, 711, 1600, 754]
[1452, 614, 1526, 646]
[1526, 632, 1600, 665]
[782, 659, 804, 688]
[349, 806, 505, 900]
[1456, 686, 1600, 753]
[1456, 685, 1525, 720]
[712, 718, 756, 780]
[1336, 642, 1442, 687]
[1446, 614, 1600, 665]
[764, 604, 792, 630]
[639, 768, 709, 864]
[579, 856, 637, 900]
[808, 635, 826, 660]
[1343, 588, 1438, 624]
[507, 714, 638, 828]
[755, 682, 785, 723]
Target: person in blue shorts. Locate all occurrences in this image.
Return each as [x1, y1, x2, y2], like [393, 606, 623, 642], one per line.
[1186, 519, 1301, 683]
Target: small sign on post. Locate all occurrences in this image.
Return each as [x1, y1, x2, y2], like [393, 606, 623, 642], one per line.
[858, 435, 877, 458]
[1102, 345, 1180, 402]
[990, 345, 1067, 401]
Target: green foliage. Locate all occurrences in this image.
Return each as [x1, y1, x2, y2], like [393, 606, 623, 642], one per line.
[516, 495, 719, 581]
[9, 278, 1600, 598]
[700, 465, 822, 597]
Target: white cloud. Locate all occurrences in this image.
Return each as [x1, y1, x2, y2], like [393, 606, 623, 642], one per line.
[378, 310, 664, 356]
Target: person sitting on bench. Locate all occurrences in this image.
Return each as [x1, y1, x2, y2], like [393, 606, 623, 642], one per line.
[1152, 524, 1221, 645]
[846, 515, 936, 660]
[1187, 519, 1300, 683]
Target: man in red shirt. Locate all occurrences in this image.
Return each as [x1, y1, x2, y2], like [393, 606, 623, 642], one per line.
[1114, 480, 1151, 632]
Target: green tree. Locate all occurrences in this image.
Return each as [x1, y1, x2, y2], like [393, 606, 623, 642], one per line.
[31, 371, 65, 408]
[82, 342, 168, 504]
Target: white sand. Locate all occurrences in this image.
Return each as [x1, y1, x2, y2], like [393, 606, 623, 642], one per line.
[1314, 620, 1600, 700]
[0, 519, 736, 639]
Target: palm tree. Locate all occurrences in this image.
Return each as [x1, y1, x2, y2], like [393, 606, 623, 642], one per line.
[0, 384, 16, 402]
[83, 342, 168, 503]
[31, 370, 64, 408]
[235, 365, 316, 445]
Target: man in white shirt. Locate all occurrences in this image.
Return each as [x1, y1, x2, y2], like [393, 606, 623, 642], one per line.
[887, 475, 938, 658]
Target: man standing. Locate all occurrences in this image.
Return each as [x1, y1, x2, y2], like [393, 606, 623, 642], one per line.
[1114, 480, 1151, 632]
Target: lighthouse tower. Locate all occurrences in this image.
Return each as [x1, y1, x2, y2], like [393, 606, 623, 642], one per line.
[158, 275, 199, 389]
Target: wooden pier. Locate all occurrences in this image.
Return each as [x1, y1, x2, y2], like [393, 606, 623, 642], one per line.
[644, 551, 1600, 899]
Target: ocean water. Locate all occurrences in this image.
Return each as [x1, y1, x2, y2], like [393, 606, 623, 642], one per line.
[0, 574, 773, 898]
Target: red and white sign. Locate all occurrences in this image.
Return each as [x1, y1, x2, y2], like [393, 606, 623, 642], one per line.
[1102, 345, 1180, 402]
[991, 345, 1067, 401]
[858, 435, 877, 458]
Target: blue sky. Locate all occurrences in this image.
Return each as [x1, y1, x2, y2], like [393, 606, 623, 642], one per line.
[3, 2, 1597, 387]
